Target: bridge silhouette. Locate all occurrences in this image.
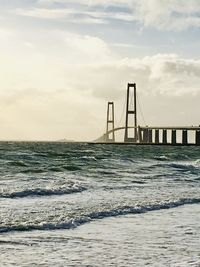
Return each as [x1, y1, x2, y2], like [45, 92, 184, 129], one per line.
[95, 83, 200, 146]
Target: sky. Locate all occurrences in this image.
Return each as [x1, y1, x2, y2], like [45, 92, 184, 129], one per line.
[0, 0, 200, 141]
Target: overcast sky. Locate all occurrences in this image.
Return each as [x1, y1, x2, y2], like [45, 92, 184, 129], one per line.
[0, 0, 200, 141]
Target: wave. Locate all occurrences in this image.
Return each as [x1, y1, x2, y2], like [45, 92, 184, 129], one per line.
[80, 156, 97, 160]
[20, 168, 45, 174]
[1, 197, 200, 233]
[63, 165, 82, 171]
[8, 161, 28, 167]
[154, 155, 169, 161]
[0, 240, 30, 246]
[152, 161, 200, 173]
[19, 165, 82, 173]
[0, 186, 87, 199]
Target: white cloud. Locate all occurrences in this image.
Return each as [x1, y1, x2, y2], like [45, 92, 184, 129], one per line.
[14, 7, 105, 24]
[65, 54, 200, 100]
[0, 28, 16, 40]
[0, 28, 114, 89]
[131, 0, 200, 30]
[35, 0, 200, 30]
[11, 0, 200, 30]
[64, 33, 112, 63]
[37, 0, 132, 7]
[15, 7, 75, 19]
[14, 7, 134, 24]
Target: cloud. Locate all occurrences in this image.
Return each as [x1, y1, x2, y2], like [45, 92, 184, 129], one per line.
[10, 0, 200, 30]
[0, 28, 16, 40]
[13, 6, 134, 24]
[131, 0, 200, 30]
[65, 54, 200, 100]
[64, 33, 112, 63]
[0, 28, 114, 90]
[37, 0, 132, 7]
[15, 7, 75, 19]
[34, 0, 200, 30]
[14, 7, 106, 24]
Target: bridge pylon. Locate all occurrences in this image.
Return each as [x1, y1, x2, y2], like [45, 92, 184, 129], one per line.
[124, 83, 138, 143]
[106, 101, 115, 142]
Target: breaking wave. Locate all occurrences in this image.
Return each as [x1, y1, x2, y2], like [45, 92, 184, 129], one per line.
[1, 197, 200, 233]
[0, 186, 87, 199]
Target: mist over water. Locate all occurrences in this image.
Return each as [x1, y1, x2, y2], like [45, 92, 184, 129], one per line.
[0, 142, 200, 266]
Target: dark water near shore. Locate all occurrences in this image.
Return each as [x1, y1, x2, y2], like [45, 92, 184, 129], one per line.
[0, 142, 200, 266]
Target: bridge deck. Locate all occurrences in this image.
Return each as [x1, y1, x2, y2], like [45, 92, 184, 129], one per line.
[91, 142, 200, 146]
[96, 125, 200, 145]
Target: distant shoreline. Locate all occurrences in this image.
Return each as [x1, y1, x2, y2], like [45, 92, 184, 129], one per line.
[0, 140, 199, 146]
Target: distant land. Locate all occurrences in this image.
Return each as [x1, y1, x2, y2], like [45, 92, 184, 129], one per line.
[56, 139, 76, 142]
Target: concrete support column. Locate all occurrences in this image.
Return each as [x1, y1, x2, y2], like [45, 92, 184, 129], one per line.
[195, 130, 200, 145]
[124, 83, 137, 142]
[155, 129, 159, 144]
[148, 129, 152, 143]
[143, 129, 149, 143]
[162, 130, 167, 144]
[182, 130, 188, 145]
[171, 130, 176, 145]
[138, 126, 142, 143]
[106, 102, 115, 142]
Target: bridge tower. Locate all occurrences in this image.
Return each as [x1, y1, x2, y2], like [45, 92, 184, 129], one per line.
[106, 101, 115, 142]
[124, 83, 138, 142]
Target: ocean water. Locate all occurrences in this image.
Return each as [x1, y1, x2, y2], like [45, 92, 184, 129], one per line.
[0, 142, 200, 267]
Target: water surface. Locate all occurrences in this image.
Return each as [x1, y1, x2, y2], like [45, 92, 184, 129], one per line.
[0, 142, 200, 266]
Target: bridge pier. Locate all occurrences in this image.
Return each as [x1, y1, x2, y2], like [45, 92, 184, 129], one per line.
[155, 129, 159, 144]
[143, 128, 149, 143]
[148, 129, 152, 143]
[138, 126, 142, 143]
[124, 83, 137, 143]
[196, 130, 200, 145]
[171, 130, 177, 145]
[182, 130, 188, 145]
[162, 129, 167, 144]
[106, 102, 115, 142]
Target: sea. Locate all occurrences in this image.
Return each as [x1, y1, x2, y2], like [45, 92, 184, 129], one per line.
[0, 142, 200, 267]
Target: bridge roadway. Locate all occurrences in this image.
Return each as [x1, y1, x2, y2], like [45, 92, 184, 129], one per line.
[95, 126, 200, 145]
[105, 126, 200, 136]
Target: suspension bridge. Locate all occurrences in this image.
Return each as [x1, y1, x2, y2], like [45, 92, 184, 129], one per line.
[95, 83, 200, 146]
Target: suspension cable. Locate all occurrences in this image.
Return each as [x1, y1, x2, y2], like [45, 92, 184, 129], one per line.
[137, 93, 147, 126]
[116, 93, 126, 127]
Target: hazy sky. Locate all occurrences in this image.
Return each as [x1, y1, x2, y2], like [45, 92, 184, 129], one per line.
[0, 0, 200, 141]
